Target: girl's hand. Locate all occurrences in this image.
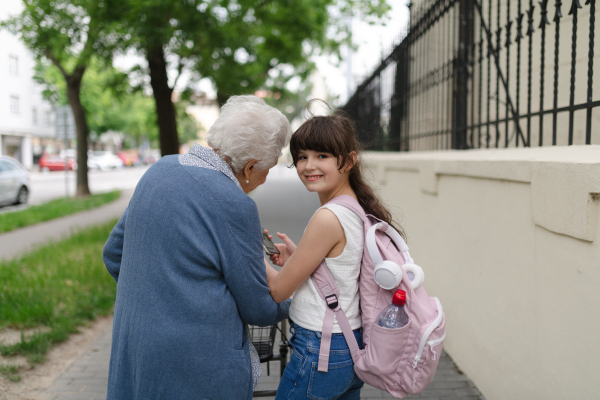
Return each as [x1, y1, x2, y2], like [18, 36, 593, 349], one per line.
[269, 232, 296, 267]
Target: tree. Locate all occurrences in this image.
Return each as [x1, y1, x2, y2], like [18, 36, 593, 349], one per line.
[2, 0, 121, 197]
[35, 58, 160, 149]
[115, 0, 390, 156]
[35, 57, 200, 151]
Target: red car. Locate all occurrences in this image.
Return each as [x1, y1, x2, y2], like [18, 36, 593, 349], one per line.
[39, 155, 77, 171]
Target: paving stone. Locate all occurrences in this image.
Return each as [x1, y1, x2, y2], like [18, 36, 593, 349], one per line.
[40, 320, 485, 400]
[433, 374, 470, 382]
[45, 385, 84, 393]
[52, 378, 75, 386]
[35, 393, 59, 400]
[65, 378, 107, 386]
[453, 387, 482, 397]
[54, 394, 96, 400]
[80, 384, 108, 393]
[440, 397, 484, 400]
[59, 372, 97, 379]
[429, 380, 470, 390]
[418, 388, 458, 397]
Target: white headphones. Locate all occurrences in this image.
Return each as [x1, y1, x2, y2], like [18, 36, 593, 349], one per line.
[366, 222, 425, 291]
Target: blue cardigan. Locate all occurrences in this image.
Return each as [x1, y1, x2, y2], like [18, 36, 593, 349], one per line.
[103, 153, 290, 399]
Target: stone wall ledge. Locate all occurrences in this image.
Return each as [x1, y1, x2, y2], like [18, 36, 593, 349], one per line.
[364, 145, 600, 241]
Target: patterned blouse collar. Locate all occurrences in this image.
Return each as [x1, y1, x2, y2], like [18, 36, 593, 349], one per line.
[179, 143, 243, 190]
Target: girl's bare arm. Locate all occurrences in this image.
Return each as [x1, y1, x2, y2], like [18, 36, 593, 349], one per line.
[267, 208, 345, 303]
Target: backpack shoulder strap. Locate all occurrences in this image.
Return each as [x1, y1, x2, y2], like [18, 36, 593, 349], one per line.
[311, 195, 365, 372]
[326, 195, 367, 223]
[311, 260, 362, 372]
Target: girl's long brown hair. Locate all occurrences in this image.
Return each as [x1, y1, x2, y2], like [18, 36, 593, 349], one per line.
[290, 104, 406, 240]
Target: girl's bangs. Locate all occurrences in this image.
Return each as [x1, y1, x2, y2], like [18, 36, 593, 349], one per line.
[290, 118, 344, 163]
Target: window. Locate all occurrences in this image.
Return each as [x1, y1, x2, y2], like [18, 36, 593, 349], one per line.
[9, 55, 18, 76]
[45, 110, 52, 126]
[10, 95, 19, 115]
[32, 108, 37, 125]
[3, 161, 17, 171]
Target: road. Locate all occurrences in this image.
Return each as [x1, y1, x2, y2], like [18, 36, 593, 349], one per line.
[0, 165, 151, 214]
[28, 166, 152, 205]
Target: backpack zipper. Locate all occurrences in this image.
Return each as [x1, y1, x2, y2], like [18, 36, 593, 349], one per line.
[427, 330, 446, 361]
[412, 297, 444, 368]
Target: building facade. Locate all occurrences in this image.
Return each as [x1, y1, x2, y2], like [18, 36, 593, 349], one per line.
[0, 2, 56, 169]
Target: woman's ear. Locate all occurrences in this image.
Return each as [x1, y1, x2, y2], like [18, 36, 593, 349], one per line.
[244, 159, 260, 179]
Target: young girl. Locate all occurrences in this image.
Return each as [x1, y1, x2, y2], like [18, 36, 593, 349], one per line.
[265, 109, 404, 400]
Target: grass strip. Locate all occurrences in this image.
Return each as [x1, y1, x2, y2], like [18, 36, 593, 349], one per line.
[0, 190, 121, 234]
[0, 220, 118, 367]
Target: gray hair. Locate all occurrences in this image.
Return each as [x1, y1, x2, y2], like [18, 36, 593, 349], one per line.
[206, 95, 292, 173]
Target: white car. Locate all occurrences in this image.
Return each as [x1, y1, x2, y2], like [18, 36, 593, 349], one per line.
[0, 156, 29, 206]
[87, 151, 124, 171]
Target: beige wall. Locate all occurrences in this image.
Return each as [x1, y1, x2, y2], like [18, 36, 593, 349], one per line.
[364, 145, 600, 399]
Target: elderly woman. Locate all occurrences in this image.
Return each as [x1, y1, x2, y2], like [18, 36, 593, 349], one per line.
[103, 95, 292, 399]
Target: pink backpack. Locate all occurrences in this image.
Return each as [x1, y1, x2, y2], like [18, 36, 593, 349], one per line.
[311, 195, 446, 398]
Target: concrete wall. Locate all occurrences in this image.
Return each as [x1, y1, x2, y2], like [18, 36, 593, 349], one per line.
[364, 145, 600, 400]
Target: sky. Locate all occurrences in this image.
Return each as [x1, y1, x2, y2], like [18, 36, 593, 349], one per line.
[316, 0, 410, 105]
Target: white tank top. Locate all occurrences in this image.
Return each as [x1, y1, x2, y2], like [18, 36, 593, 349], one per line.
[289, 203, 364, 332]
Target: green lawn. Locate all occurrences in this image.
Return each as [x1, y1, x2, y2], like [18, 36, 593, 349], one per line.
[0, 190, 121, 234]
[0, 220, 118, 381]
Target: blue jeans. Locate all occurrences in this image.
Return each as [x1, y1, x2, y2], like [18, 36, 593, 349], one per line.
[275, 323, 364, 400]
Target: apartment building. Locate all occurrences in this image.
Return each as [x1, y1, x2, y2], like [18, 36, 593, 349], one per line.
[0, 2, 55, 169]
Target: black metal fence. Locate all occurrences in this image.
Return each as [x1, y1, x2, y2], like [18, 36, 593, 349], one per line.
[342, 0, 598, 151]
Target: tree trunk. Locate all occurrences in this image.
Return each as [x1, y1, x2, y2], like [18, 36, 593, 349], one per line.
[65, 68, 91, 197]
[146, 45, 179, 156]
[216, 92, 229, 108]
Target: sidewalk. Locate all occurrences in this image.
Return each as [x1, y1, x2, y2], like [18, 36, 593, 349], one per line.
[36, 319, 484, 400]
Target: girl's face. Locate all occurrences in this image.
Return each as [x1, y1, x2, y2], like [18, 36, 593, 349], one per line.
[295, 149, 346, 194]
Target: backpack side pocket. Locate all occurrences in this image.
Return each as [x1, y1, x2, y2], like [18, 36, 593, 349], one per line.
[354, 319, 414, 393]
[399, 297, 446, 395]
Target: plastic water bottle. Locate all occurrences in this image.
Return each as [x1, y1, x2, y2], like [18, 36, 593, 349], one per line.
[376, 289, 409, 328]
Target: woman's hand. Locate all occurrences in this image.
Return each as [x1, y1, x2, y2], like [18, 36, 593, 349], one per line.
[269, 232, 296, 267]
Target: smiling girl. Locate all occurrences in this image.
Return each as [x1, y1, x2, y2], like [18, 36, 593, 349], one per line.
[265, 109, 404, 400]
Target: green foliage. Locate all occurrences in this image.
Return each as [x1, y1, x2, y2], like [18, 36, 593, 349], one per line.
[113, 0, 390, 103]
[0, 190, 120, 234]
[35, 59, 159, 147]
[1, 0, 123, 72]
[0, 220, 118, 363]
[0, 364, 21, 382]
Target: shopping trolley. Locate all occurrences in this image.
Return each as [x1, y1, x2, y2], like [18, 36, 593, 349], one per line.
[250, 319, 291, 397]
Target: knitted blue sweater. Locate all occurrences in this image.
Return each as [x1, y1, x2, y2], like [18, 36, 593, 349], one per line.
[103, 152, 290, 399]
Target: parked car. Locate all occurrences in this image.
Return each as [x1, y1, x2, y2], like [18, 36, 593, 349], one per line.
[87, 151, 124, 171]
[142, 149, 161, 165]
[0, 155, 29, 206]
[117, 150, 140, 167]
[39, 154, 77, 172]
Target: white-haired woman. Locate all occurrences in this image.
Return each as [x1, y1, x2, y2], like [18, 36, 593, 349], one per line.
[103, 95, 292, 400]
